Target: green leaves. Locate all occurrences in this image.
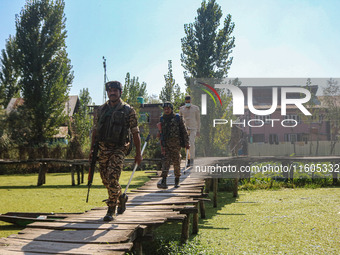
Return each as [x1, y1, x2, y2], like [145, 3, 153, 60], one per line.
[159, 60, 185, 111]
[181, 0, 235, 79]
[12, 0, 73, 145]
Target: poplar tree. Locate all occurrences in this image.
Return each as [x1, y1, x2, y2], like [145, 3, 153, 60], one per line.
[15, 0, 73, 145]
[159, 60, 184, 111]
[0, 36, 20, 108]
[181, 0, 235, 79]
[122, 72, 147, 107]
[180, 0, 236, 156]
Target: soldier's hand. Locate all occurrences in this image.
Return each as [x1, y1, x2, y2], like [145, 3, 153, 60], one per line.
[135, 153, 143, 165]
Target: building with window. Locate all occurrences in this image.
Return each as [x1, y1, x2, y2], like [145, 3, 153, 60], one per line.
[238, 85, 330, 144]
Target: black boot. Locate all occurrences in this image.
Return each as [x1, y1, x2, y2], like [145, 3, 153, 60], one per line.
[117, 194, 128, 215]
[103, 205, 116, 222]
[157, 177, 168, 189]
[174, 177, 180, 188]
[186, 159, 190, 168]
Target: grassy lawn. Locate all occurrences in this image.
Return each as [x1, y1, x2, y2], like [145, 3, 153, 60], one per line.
[0, 171, 150, 238]
[1, 172, 339, 254]
[145, 187, 340, 254]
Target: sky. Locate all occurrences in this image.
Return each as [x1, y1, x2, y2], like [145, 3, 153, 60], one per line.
[0, 0, 340, 105]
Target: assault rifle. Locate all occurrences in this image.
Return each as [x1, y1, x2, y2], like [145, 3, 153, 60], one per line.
[86, 142, 99, 203]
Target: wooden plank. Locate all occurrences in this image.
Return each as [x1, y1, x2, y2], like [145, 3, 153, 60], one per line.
[55, 218, 165, 225]
[84, 210, 180, 217]
[126, 193, 204, 198]
[0, 249, 49, 255]
[91, 205, 196, 210]
[15, 228, 134, 244]
[27, 222, 139, 231]
[1, 238, 131, 254]
[131, 189, 202, 193]
[62, 216, 168, 222]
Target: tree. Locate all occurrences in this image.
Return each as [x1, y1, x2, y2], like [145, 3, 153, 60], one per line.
[14, 0, 73, 145]
[180, 0, 236, 156]
[159, 60, 184, 111]
[181, 0, 235, 79]
[121, 72, 147, 107]
[322, 78, 340, 154]
[0, 35, 20, 108]
[73, 88, 92, 146]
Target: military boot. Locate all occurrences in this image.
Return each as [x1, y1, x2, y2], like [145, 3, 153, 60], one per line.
[186, 159, 190, 168]
[174, 177, 180, 188]
[157, 177, 168, 189]
[103, 205, 116, 222]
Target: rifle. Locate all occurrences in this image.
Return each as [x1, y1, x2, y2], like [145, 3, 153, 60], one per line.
[86, 142, 99, 203]
[117, 134, 150, 214]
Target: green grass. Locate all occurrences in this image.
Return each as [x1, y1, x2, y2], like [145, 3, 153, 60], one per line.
[145, 188, 340, 254]
[1, 173, 339, 254]
[0, 171, 150, 238]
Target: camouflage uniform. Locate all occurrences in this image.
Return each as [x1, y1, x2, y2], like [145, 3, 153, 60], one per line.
[161, 113, 189, 178]
[93, 99, 139, 207]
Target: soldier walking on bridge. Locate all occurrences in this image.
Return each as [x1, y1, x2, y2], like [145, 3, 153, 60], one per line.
[89, 81, 142, 221]
[158, 102, 189, 189]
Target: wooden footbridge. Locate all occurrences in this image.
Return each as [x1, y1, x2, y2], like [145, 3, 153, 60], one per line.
[0, 169, 208, 254]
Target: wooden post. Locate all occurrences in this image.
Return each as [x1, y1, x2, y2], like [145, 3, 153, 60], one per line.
[71, 164, 75, 186]
[181, 214, 190, 243]
[81, 165, 84, 184]
[282, 161, 289, 181]
[133, 241, 143, 255]
[213, 178, 218, 207]
[233, 177, 238, 197]
[199, 200, 206, 219]
[76, 165, 81, 185]
[332, 161, 338, 185]
[205, 178, 211, 193]
[192, 203, 199, 234]
[289, 161, 294, 181]
[37, 163, 47, 186]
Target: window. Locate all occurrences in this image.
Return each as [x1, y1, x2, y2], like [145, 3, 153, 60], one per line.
[284, 133, 306, 143]
[269, 134, 279, 144]
[254, 115, 271, 124]
[284, 114, 301, 123]
[253, 134, 265, 143]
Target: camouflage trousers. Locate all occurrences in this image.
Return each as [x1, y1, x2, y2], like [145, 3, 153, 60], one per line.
[98, 143, 125, 206]
[162, 139, 182, 178]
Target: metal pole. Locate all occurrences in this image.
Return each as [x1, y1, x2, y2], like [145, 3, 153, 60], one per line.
[103, 56, 107, 103]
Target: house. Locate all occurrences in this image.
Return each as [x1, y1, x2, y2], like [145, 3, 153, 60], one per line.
[237, 85, 330, 144]
[6, 96, 80, 143]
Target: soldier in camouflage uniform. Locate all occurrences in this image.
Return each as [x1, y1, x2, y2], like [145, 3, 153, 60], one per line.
[158, 102, 189, 189]
[89, 81, 142, 221]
